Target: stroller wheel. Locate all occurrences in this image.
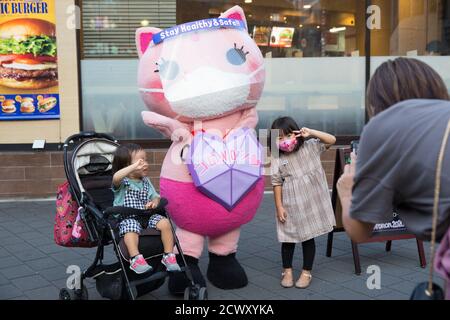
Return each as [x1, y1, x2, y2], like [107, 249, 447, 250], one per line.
[59, 285, 89, 300]
[184, 285, 208, 300]
[198, 287, 208, 300]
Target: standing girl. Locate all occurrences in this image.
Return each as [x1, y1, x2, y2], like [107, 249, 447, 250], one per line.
[270, 117, 336, 288]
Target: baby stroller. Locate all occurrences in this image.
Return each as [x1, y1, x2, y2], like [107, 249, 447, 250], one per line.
[58, 131, 207, 300]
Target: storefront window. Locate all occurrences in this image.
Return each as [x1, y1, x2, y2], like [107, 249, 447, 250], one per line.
[177, 1, 367, 136]
[81, 0, 176, 139]
[81, 0, 176, 58]
[370, 0, 450, 92]
[80, 0, 448, 141]
[371, 0, 449, 57]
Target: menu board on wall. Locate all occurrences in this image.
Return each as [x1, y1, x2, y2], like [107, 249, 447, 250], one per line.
[0, 0, 59, 121]
[270, 27, 294, 48]
[252, 26, 271, 47]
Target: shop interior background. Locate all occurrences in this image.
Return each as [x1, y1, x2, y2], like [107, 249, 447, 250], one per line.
[79, 0, 450, 141]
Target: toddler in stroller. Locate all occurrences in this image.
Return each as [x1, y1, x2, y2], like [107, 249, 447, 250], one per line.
[58, 132, 207, 300]
[111, 143, 181, 274]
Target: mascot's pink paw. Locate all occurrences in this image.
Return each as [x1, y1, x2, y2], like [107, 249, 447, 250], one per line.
[141, 111, 190, 141]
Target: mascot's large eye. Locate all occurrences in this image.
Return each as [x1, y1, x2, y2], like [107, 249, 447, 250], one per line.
[227, 43, 249, 66]
[154, 59, 179, 80]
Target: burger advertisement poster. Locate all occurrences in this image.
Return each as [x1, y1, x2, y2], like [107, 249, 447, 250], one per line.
[0, 0, 59, 121]
[269, 27, 294, 48]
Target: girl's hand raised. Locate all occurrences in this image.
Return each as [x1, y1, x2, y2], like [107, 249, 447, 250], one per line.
[294, 128, 313, 138]
[295, 127, 336, 147]
[133, 159, 148, 175]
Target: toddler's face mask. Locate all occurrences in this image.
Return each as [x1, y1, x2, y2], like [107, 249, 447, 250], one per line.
[278, 136, 298, 153]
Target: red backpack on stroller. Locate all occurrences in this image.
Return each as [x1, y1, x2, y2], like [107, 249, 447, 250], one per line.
[54, 181, 97, 248]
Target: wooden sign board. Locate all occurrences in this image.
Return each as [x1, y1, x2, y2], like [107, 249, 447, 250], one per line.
[327, 147, 426, 275]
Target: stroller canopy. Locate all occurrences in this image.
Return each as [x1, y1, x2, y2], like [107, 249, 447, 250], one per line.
[69, 138, 118, 195]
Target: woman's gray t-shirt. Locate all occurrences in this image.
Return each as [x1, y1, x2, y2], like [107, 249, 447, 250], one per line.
[350, 99, 450, 241]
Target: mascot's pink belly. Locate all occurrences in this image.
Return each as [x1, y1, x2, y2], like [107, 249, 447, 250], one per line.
[160, 177, 264, 237]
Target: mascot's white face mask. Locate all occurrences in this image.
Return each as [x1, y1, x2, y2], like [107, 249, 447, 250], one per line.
[164, 65, 263, 118]
[138, 20, 265, 119]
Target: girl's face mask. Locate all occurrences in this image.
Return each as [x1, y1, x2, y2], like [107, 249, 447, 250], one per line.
[278, 135, 298, 153]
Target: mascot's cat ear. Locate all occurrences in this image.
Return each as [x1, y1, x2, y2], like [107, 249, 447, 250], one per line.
[220, 5, 248, 31]
[136, 27, 162, 58]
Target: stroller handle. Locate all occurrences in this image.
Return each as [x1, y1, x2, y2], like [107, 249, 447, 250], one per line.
[63, 131, 117, 146]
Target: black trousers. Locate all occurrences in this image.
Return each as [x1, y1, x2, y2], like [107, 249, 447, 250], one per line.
[281, 239, 316, 271]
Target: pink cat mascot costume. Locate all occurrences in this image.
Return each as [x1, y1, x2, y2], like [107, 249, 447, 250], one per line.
[136, 6, 265, 292]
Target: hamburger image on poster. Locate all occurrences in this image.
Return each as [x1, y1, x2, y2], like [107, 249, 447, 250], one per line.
[20, 97, 35, 113]
[0, 18, 58, 90]
[2, 99, 16, 113]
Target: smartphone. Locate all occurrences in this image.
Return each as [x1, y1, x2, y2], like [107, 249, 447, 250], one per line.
[344, 150, 352, 165]
[344, 140, 360, 164]
[351, 140, 360, 156]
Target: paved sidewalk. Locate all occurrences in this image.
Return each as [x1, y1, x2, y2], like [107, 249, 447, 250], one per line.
[0, 195, 444, 300]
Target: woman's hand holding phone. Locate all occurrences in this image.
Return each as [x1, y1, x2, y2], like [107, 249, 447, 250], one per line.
[337, 152, 357, 200]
